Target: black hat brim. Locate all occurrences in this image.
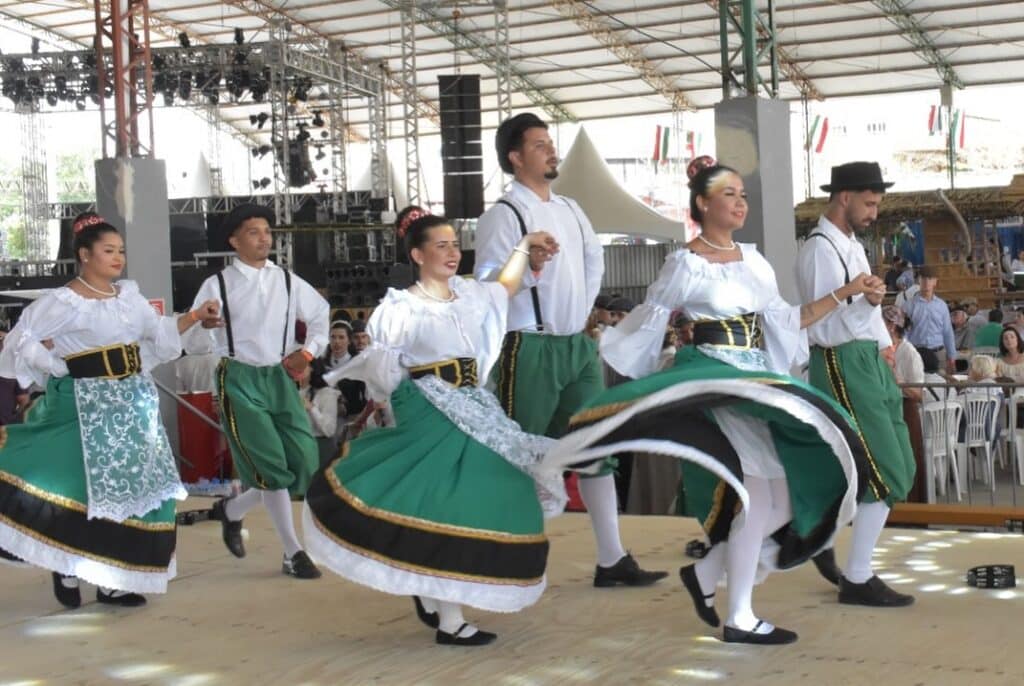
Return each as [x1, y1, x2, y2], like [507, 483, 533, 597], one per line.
[820, 181, 895, 193]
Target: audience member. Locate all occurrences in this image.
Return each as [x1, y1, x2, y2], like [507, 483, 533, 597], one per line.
[298, 362, 342, 467]
[995, 326, 1024, 382]
[901, 265, 956, 373]
[974, 309, 1005, 349]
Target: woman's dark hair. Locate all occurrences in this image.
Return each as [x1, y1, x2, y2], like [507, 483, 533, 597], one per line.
[71, 211, 120, 263]
[309, 359, 328, 391]
[321, 320, 356, 361]
[999, 325, 1024, 355]
[394, 205, 426, 265]
[688, 164, 739, 224]
[404, 214, 453, 265]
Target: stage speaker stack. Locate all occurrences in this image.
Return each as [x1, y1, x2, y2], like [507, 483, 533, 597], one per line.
[438, 74, 483, 219]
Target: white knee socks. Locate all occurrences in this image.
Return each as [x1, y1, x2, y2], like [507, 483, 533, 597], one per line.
[845, 500, 890, 584]
[435, 599, 478, 637]
[693, 542, 725, 605]
[224, 488, 263, 522]
[262, 488, 303, 558]
[578, 474, 628, 567]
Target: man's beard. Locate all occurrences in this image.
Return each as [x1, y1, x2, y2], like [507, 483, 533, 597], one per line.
[544, 169, 559, 180]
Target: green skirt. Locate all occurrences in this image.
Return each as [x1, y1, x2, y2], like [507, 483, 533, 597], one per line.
[545, 346, 869, 569]
[0, 376, 178, 593]
[304, 379, 551, 612]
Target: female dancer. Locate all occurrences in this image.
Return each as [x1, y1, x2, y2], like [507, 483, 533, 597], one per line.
[544, 158, 880, 644]
[304, 210, 564, 646]
[0, 212, 220, 608]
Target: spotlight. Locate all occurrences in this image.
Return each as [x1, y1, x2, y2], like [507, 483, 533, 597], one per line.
[311, 111, 325, 127]
[153, 54, 166, 70]
[252, 177, 271, 189]
[249, 112, 269, 129]
[178, 71, 192, 99]
[234, 28, 244, 46]
[162, 91, 174, 106]
[45, 92, 58, 107]
[178, 32, 191, 48]
[314, 146, 326, 161]
[320, 130, 329, 139]
[75, 96, 86, 111]
[296, 127, 311, 143]
[251, 145, 272, 159]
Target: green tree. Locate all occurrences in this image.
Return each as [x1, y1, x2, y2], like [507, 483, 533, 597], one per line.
[54, 152, 96, 203]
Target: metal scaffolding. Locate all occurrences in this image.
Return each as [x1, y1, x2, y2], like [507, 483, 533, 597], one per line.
[717, 0, 780, 99]
[327, 41, 350, 220]
[399, 4, 421, 208]
[368, 63, 389, 204]
[17, 101, 50, 261]
[493, 0, 512, 122]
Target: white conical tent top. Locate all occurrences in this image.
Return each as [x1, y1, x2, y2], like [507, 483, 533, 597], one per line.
[551, 127, 686, 242]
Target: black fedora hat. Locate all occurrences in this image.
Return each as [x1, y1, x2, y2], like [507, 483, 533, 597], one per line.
[820, 161, 894, 193]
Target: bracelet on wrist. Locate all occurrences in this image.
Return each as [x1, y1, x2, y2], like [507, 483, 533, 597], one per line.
[300, 349, 314, 362]
[829, 290, 842, 305]
[189, 309, 200, 322]
[513, 247, 531, 257]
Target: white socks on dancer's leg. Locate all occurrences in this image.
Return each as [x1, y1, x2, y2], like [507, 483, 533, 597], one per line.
[724, 476, 793, 633]
[578, 474, 628, 567]
[845, 500, 890, 584]
[694, 543, 725, 606]
[224, 488, 263, 522]
[262, 488, 303, 558]
[436, 600, 477, 637]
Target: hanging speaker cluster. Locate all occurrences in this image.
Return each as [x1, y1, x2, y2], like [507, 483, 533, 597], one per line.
[438, 74, 483, 219]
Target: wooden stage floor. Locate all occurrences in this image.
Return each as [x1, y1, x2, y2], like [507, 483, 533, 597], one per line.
[1, 505, 1022, 686]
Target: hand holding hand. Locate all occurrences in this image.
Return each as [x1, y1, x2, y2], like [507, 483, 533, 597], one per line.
[282, 350, 310, 380]
[526, 231, 559, 271]
[193, 299, 223, 328]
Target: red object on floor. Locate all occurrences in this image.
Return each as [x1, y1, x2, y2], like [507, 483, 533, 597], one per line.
[565, 472, 587, 512]
[177, 392, 232, 482]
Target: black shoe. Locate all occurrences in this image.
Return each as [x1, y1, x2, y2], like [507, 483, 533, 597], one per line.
[593, 553, 668, 588]
[838, 575, 915, 607]
[211, 497, 246, 558]
[811, 548, 842, 587]
[51, 572, 81, 609]
[413, 596, 440, 629]
[97, 588, 147, 607]
[679, 564, 720, 627]
[282, 550, 322, 579]
[723, 620, 798, 645]
[435, 623, 497, 646]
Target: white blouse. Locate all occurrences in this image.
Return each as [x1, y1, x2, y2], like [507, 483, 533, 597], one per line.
[323, 277, 509, 402]
[0, 280, 182, 388]
[602, 244, 804, 378]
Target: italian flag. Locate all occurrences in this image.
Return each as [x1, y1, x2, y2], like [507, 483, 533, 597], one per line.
[653, 125, 662, 162]
[928, 105, 943, 135]
[806, 115, 829, 153]
[660, 127, 670, 165]
[950, 109, 966, 148]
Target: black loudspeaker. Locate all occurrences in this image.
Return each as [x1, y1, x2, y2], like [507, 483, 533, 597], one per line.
[438, 74, 483, 219]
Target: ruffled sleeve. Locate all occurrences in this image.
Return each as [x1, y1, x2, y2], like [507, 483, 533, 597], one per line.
[458, 278, 509, 383]
[601, 250, 696, 379]
[120, 281, 183, 372]
[322, 293, 411, 403]
[0, 293, 74, 387]
[760, 294, 808, 374]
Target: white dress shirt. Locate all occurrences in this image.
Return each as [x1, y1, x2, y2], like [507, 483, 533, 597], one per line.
[796, 216, 891, 350]
[185, 260, 329, 367]
[475, 180, 604, 335]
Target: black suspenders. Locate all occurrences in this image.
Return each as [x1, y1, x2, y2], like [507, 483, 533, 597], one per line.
[806, 232, 853, 305]
[216, 267, 292, 357]
[497, 199, 544, 331]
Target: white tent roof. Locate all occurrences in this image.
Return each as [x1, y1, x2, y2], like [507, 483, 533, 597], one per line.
[552, 128, 685, 242]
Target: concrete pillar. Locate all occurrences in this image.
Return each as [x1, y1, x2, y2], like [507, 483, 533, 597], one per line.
[95, 158, 179, 452]
[714, 97, 798, 302]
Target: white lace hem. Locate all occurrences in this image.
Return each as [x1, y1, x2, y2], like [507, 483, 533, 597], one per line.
[302, 504, 545, 613]
[0, 521, 176, 593]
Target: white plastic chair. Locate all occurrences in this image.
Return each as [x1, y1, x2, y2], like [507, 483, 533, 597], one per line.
[921, 401, 963, 501]
[957, 392, 1001, 491]
[1009, 391, 1024, 486]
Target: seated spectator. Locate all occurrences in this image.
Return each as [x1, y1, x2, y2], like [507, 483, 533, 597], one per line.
[671, 310, 694, 347]
[606, 295, 635, 327]
[921, 349, 956, 404]
[297, 361, 342, 467]
[350, 319, 371, 353]
[973, 309, 1004, 349]
[951, 307, 970, 351]
[884, 305, 923, 402]
[996, 326, 1024, 382]
[657, 327, 677, 371]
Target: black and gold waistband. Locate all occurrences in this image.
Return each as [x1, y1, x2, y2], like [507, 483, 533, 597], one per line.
[64, 343, 141, 380]
[692, 313, 763, 349]
[409, 357, 478, 388]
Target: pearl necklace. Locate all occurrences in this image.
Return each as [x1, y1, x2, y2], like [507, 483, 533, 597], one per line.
[76, 276, 117, 297]
[697, 233, 737, 251]
[415, 281, 455, 303]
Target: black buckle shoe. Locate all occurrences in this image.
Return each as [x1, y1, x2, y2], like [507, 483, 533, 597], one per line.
[811, 548, 841, 586]
[413, 596, 440, 629]
[96, 588, 147, 607]
[723, 620, 798, 645]
[436, 623, 497, 646]
[51, 572, 81, 609]
[211, 497, 246, 558]
[838, 575, 915, 607]
[282, 551, 322, 579]
[594, 553, 668, 588]
[679, 564, 720, 627]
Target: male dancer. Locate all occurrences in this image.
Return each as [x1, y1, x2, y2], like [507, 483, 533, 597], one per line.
[476, 113, 666, 587]
[187, 204, 329, 579]
[795, 162, 916, 607]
